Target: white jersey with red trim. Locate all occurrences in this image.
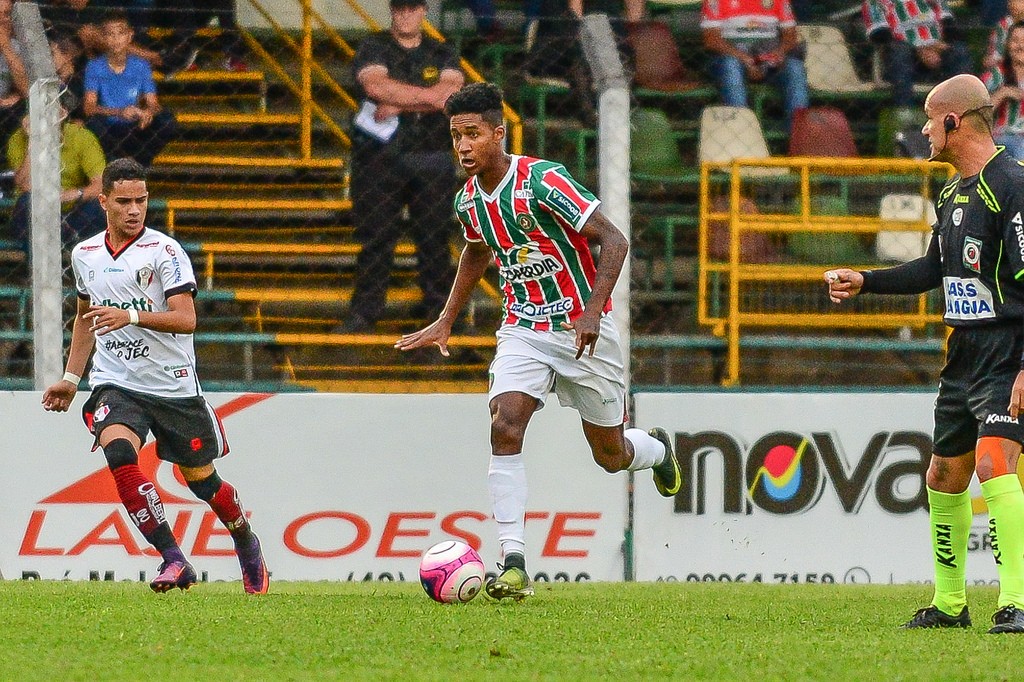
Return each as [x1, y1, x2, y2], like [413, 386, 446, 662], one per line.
[453, 155, 608, 331]
[70, 227, 201, 398]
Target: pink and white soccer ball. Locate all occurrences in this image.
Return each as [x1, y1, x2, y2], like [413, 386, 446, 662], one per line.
[419, 540, 485, 604]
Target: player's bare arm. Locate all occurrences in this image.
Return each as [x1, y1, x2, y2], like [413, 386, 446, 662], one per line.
[42, 297, 96, 412]
[396, 241, 491, 356]
[824, 268, 865, 304]
[562, 210, 628, 359]
[84, 291, 196, 336]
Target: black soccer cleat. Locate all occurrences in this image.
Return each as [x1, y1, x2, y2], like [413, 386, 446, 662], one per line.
[988, 605, 1024, 634]
[900, 605, 971, 629]
[648, 427, 681, 497]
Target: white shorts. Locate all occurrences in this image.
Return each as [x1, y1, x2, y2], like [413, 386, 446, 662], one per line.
[488, 315, 626, 427]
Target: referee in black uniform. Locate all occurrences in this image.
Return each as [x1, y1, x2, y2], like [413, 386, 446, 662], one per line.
[342, 0, 464, 333]
[827, 74, 1024, 633]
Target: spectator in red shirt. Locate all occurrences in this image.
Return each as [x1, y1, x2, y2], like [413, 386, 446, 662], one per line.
[701, 0, 809, 129]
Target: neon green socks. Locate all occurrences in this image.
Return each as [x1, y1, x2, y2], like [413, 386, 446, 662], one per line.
[928, 487, 971, 615]
[980, 474, 1024, 609]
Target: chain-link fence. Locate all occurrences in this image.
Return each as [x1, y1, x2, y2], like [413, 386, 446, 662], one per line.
[0, 1, 1000, 391]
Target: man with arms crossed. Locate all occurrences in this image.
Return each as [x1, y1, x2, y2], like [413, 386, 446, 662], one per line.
[396, 83, 680, 601]
[42, 158, 269, 595]
[827, 74, 1024, 632]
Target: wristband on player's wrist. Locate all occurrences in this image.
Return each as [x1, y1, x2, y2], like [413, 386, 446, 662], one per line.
[62, 371, 80, 386]
[128, 308, 140, 326]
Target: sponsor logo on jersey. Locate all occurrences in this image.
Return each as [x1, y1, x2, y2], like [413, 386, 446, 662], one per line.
[509, 296, 574, 320]
[174, 369, 190, 378]
[952, 207, 964, 226]
[943, 277, 995, 320]
[165, 244, 176, 257]
[499, 247, 564, 283]
[514, 182, 534, 200]
[953, 194, 970, 204]
[962, 236, 982, 273]
[457, 197, 475, 212]
[94, 404, 110, 422]
[88, 270, 95, 281]
[1013, 212, 1024, 262]
[422, 65, 439, 83]
[97, 297, 153, 312]
[81, 245, 101, 251]
[136, 266, 154, 288]
[985, 414, 1019, 425]
[545, 187, 582, 222]
[135, 241, 160, 248]
[103, 267, 124, 273]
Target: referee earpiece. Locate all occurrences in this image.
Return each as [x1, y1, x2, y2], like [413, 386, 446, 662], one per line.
[944, 114, 958, 134]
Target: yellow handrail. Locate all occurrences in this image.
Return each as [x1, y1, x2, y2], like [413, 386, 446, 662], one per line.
[698, 155, 955, 385]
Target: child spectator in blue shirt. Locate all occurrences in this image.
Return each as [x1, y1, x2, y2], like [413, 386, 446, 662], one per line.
[83, 9, 177, 167]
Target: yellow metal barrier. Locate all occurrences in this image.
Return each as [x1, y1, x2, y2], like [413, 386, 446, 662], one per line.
[698, 156, 956, 386]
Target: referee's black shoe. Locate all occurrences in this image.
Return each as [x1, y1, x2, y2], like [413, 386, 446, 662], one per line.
[901, 605, 971, 629]
[988, 605, 1024, 633]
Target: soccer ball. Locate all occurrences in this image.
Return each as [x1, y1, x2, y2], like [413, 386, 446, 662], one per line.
[419, 540, 485, 604]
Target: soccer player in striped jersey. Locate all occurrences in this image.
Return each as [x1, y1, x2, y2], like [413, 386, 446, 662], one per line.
[42, 158, 269, 595]
[396, 82, 681, 601]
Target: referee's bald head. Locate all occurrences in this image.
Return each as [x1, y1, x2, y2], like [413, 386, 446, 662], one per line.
[926, 74, 994, 134]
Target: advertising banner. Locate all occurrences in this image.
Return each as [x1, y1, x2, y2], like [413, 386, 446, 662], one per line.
[1, 392, 626, 583]
[632, 392, 1006, 586]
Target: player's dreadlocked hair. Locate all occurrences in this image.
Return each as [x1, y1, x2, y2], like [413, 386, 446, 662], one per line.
[444, 82, 504, 128]
[102, 158, 147, 193]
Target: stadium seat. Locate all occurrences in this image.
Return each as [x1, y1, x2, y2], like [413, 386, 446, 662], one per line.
[627, 21, 714, 96]
[877, 106, 928, 158]
[698, 105, 785, 177]
[632, 107, 688, 178]
[788, 195, 872, 263]
[876, 194, 935, 262]
[707, 195, 781, 263]
[798, 24, 888, 99]
[698, 105, 769, 163]
[788, 106, 858, 157]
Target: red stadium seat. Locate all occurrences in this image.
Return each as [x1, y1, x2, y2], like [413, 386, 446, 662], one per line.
[788, 106, 858, 157]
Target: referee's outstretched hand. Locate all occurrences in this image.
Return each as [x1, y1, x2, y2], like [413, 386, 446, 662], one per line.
[824, 269, 864, 304]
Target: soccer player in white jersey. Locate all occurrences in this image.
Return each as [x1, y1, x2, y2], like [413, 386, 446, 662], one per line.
[41, 158, 269, 594]
[396, 82, 681, 601]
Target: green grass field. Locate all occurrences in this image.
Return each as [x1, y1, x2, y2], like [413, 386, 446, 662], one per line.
[1, 581, 1020, 680]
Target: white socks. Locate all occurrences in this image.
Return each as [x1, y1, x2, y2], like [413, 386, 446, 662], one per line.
[624, 428, 667, 471]
[488, 453, 527, 559]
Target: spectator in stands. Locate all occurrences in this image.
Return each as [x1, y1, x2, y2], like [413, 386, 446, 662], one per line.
[7, 107, 106, 250]
[984, 0, 1024, 69]
[51, 36, 86, 120]
[342, 0, 464, 333]
[701, 0, 809, 130]
[83, 10, 178, 168]
[863, 0, 972, 107]
[151, 0, 248, 72]
[0, 0, 27, 149]
[984, 21, 1024, 158]
[40, 1, 167, 70]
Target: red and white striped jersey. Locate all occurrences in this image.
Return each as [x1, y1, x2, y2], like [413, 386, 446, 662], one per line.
[453, 155, 608, 331]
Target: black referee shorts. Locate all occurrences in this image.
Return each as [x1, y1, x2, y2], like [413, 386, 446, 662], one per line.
[82, 385, 229, 466]
[933, 323, 1024, 457]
